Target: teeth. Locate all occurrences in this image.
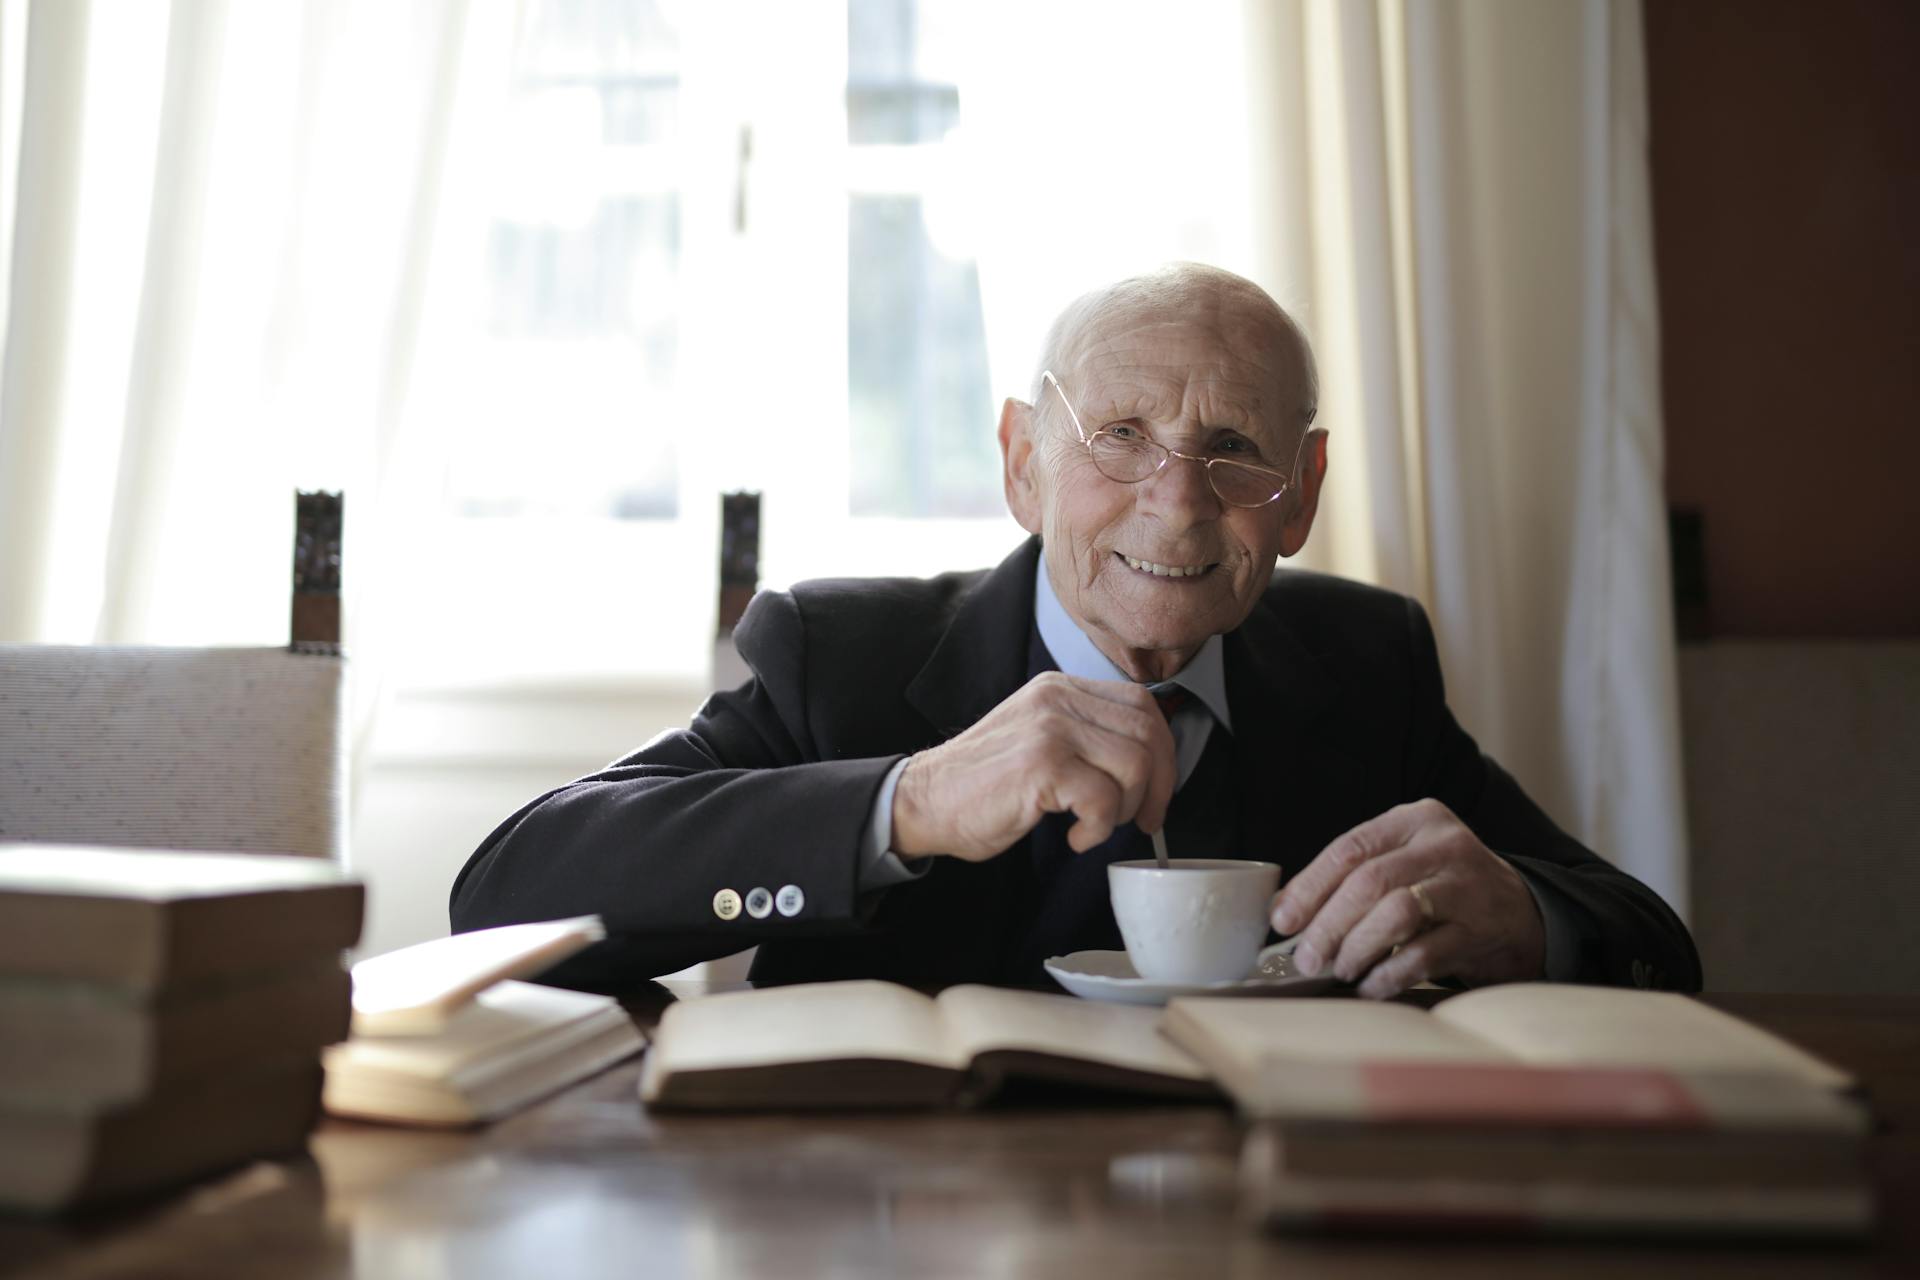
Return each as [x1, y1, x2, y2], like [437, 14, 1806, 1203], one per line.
[1123, 555, 1210, 578]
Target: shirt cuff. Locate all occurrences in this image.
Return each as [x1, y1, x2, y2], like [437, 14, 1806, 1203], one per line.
[1514, 863, 1582, 982]
[858, 757, 933, 892]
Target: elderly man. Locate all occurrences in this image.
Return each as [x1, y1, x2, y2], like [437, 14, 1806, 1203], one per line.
[450, 264, 1699, 998]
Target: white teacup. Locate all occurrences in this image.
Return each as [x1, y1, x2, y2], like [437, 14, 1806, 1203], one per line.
[1108, 858, 1283, 984]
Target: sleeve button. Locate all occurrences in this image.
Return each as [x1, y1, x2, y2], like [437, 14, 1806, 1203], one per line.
[713, 888, 742, 921]
[775, 885, 805, 917]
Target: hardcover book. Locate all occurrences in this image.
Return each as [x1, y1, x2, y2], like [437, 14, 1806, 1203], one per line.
[639, 980, 1215, 1110]
[1159, 984, 1873, 1240]
[0, 844, 363, 991]
[0, 961, 350, 1109]
[322, 918, 640, 1126]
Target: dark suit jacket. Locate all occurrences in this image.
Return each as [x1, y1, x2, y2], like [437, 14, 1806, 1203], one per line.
[449, 538, 1701, 993]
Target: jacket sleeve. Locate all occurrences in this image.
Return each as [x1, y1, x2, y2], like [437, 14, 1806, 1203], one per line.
[1403, 598, 1704, 992]
[449, 589, 904, 988]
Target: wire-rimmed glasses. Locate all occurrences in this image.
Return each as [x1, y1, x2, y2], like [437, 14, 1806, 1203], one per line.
[1040, 369, 1313, 510]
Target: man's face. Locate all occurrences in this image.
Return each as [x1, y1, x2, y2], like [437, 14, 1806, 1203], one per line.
[1000, 297, 1322, 679]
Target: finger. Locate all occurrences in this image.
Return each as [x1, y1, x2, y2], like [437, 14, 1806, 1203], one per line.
[1036, 682, 1176, 832]
[1057, 718, 1161, 839]
[1291, 844, 1437, 976]
[1271, 799, 1442, 934]
[1357, 922, 1468, 999]
[1041, 755, 1127, 852]
[1330, 874, 1444, 984]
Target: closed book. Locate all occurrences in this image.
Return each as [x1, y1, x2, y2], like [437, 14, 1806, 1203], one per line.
[0, 961, 351, 1110]
[0, 1061, 322, 1213]
[323, 980, 643, 1126]
[0, 844, 363, 992]
[639, 980, 1216, 1111]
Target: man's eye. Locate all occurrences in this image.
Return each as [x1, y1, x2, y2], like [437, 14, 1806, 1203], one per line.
[1216, 436, 1257, 456]
[1104, 425, 1140, 441]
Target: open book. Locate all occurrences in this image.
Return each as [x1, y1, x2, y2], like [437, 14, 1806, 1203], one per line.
[347, 916, 606, 1035]
[321, 918, 641, 1127]
[1163, 983, 1858, 1128]
[324, 980, 641, 1126]
[640, 981, 1215, 1110]
[1163, 984, 1873, 1239]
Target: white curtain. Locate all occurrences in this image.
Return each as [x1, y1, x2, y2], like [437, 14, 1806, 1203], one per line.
[958, 0, 1688, 916]
[0, 0, 474, 815]
[1, 0, 1688, 915]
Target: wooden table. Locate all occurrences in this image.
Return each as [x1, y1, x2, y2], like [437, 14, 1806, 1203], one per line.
[5, 992, 1917, 1279]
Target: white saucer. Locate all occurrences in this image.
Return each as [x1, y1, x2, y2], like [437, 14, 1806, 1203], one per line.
[1043, 948, 1342, 1006]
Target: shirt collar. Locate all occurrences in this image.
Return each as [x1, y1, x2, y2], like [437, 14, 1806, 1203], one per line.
[1032, 557, 1233, 732]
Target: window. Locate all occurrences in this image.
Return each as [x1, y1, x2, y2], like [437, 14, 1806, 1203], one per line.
[846, 0, 999, 518]
[396, 0, 1020, 687]
[447, 0, 683, 521]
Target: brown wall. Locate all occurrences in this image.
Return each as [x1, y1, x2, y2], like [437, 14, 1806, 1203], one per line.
[1646, 0, 1920, 637]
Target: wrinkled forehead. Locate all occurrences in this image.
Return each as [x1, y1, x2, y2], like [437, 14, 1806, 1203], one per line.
[1056, 300, 1310, 436]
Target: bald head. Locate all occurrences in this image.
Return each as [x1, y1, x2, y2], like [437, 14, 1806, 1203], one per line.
[1031, 263, 1318, 431]
[999, 261, 1331, 682]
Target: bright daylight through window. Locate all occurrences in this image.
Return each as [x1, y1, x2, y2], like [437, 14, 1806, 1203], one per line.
[397, 0, 1016, 685]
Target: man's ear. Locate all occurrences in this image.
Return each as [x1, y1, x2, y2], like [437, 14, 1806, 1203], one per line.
[998, 396, 1043, 535]
[1279, 429, 1328, 557]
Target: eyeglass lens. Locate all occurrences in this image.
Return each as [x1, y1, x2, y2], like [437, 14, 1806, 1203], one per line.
[1086, 433, 1285, 507]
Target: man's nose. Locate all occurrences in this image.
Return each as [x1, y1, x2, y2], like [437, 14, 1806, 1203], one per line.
[1138, 448, 1221, 516]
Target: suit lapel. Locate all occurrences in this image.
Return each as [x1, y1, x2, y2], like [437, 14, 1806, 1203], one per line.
[1225, 581, 1342, 874]
[905, 537, 1042, 738]
[905, 541, 1351, 869]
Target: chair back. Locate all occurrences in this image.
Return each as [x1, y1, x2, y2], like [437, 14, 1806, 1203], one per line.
[0, 645, 346, 860]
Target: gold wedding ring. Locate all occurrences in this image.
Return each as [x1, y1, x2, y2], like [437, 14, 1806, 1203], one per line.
[1407, 877, 1439, 925]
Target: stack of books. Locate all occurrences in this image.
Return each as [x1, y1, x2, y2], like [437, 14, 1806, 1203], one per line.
[322, 915, 645, 1126]
[0, 843, 364, 1213]
[1160, 985, 1875, 1240]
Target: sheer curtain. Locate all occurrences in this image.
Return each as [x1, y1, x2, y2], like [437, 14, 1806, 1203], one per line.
[1261, 0, 1686, 917]
[958, 0, 1688, 915]
[0, 0, 474, 814]
[0, 0, 1687, 915]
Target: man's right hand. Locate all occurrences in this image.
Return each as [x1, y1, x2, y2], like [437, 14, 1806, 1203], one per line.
[890, 672, 1177, 862]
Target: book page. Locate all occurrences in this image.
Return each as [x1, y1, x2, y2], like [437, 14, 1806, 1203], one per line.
[934, 986, 1208, 1081]
[350, 917, 606, 1034]
[327, 980, 614, 1076]
[1163, 997, 1514, 1078]
[648, 981, 961, 1076]
[1161, 999, 1518, 1120]
[1431, 985, 1854, 1089]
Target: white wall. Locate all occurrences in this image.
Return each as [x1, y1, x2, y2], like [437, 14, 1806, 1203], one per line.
[350, 680, 710, 961]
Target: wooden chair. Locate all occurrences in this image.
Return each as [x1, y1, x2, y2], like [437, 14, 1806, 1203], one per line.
[0, 493, 348, 862]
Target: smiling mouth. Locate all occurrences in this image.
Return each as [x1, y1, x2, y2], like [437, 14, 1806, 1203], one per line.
[1117, 552, 1217, 580]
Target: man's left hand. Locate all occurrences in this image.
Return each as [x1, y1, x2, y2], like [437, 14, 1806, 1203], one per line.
[1268, 799, 1546, 999]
